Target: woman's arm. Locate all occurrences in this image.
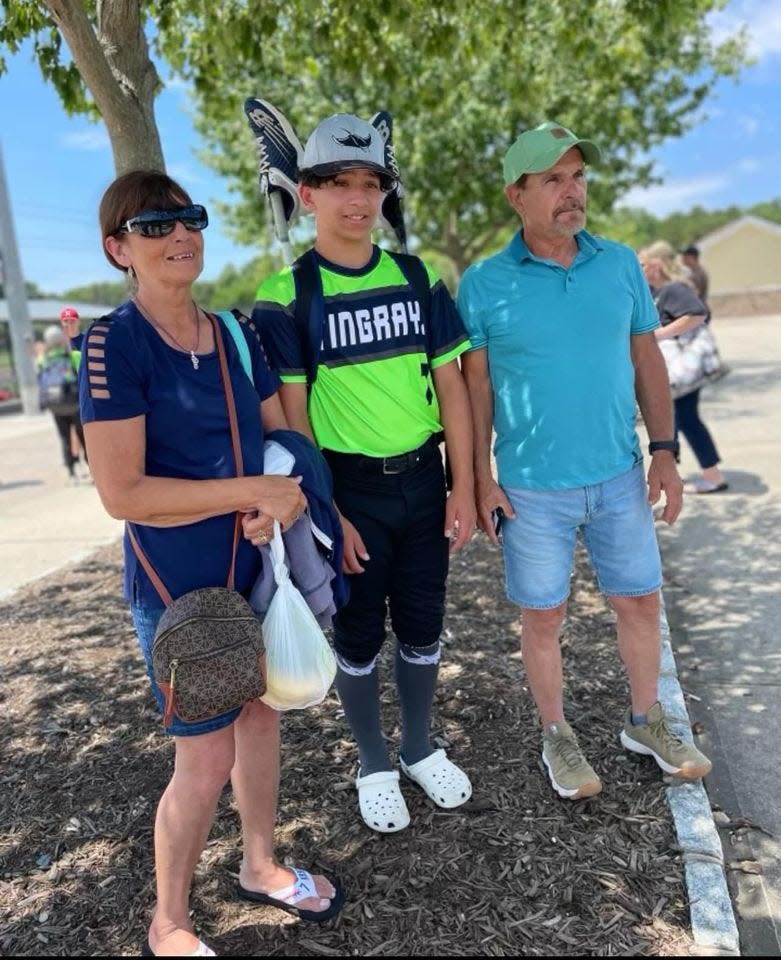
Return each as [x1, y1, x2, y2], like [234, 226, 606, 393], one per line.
[84, 416, 305, 527]
[655, 313, 707, 340]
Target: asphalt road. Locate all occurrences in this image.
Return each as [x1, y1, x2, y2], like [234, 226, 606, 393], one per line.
[654, 312, 781, 956]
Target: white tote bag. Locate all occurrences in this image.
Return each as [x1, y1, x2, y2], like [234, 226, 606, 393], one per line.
[260, 522, 337, 711]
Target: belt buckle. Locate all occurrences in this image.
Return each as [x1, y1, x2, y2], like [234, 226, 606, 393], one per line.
[382, 455, 405, 475]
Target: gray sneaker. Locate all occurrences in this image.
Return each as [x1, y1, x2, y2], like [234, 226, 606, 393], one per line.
[620, 702, 712, 779]
[542, 721, 603, 800]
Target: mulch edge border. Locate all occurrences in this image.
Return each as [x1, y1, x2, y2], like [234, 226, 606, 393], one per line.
[658, 593, 741, 955]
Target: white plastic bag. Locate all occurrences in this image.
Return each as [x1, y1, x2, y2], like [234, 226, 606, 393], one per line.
[260, 522, 337, 711]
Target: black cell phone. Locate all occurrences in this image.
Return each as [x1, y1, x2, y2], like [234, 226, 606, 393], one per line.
[491, 507, 505, 537]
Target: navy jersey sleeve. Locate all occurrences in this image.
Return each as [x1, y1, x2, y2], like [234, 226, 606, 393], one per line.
[423, 264, 471, 368]
[252, 271, 308, 383]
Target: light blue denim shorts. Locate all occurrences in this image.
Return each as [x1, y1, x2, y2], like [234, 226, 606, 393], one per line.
[131, 603, 242, 737]
[500, 462, 662, 609]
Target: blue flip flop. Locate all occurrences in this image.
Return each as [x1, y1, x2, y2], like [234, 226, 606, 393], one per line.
[238, 867, 344, 923]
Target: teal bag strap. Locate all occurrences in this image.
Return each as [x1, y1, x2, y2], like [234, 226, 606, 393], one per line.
[217, 310, 253, 385]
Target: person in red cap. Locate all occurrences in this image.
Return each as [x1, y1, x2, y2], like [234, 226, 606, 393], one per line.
[59, 306, 84, 357]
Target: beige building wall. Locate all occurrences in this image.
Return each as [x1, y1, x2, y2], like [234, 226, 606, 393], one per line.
[701, 219, 781, 293]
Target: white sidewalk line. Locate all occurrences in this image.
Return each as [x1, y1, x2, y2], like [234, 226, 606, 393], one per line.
[658, 593, 740, 955]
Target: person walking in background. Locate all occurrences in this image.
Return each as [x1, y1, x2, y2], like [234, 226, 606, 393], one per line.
[681, 244, 709, 304]
[458, 121, 711, 802]
[81, 170, 342, 957]
[59, 306, 88, 473]
[60, 305, 84, 356]
[38, 323, 85, 483]
[640, 241, 728, 495]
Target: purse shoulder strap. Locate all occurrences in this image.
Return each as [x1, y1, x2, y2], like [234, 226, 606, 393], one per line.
[128, 311, 244, 604]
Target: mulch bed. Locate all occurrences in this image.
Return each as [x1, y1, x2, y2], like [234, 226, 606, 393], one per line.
[0, 535, 694, 956]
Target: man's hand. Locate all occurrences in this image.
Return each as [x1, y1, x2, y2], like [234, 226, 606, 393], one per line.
[444, 484, 477, 553]
[475, 477, 515, 544]
[647, 452, 683, 525]
[339, 511, 370, 573]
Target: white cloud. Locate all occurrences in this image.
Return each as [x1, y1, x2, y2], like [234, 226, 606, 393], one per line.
[709, 0, 781, 61]
[167, 163, 207, 186]
[737, 156, 761, 173]
[620, 173, 731, 215]
[737, 113, 760, 136]
[60, 128, 110, 151]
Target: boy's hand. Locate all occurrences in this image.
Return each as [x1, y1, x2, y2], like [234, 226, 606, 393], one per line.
[340, 512, 370, 574]
[445, 485, 476, 553]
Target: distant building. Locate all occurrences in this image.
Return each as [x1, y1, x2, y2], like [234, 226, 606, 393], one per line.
[698, 216, 781, 316]
[0, 299, 116, 327]
[0, 300, 116, 400]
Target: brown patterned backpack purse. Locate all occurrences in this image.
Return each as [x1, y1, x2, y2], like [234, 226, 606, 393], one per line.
[128, 313, 265, 726]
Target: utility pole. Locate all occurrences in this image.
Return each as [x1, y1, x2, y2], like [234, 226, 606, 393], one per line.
[0, 141, 37, 415]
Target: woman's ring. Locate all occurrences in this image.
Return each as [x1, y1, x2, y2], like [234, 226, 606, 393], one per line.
[257, 532, 268, 543]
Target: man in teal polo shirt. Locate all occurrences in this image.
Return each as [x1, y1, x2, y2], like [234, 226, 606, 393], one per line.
[458, 121, 711, 800]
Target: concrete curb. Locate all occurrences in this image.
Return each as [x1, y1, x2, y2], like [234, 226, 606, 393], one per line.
[658, 595, 740, 955]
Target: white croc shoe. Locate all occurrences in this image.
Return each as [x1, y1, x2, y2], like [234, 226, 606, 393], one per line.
[355, 769, 410, 833]
[400, 749, 472, 808]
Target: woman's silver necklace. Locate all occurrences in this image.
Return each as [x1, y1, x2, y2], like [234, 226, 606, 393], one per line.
[135, 298, 202, 369]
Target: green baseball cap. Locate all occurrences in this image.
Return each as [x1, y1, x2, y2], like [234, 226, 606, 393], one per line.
[503, 121, 601, 186]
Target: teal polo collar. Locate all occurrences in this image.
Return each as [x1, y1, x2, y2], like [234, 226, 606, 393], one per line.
[511, 228, 604, 265]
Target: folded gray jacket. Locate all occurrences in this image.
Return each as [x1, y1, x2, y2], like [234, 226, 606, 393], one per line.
[249, 515, 337, 628]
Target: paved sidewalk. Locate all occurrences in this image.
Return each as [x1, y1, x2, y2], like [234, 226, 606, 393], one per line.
[0, 412, 122, 600]
[656, 312, 781, 956]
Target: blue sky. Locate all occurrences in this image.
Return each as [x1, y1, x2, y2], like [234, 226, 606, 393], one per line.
[1, 0, 780, 295]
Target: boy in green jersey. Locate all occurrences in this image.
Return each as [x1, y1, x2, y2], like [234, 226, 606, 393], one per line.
[253, 114, 476, 833]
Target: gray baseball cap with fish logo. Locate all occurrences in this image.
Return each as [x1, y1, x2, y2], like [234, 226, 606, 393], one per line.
[299, 113, 396, 181]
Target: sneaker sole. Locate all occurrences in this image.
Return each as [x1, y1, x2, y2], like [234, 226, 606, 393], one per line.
[542, 753, 603, 800]
[620, 731, 712, 779]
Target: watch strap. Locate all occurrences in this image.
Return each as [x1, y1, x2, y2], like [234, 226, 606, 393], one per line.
[648, 439, 678, 454]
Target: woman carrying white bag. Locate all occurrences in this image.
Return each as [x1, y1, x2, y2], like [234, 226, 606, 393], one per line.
[640, 241, 730, 495]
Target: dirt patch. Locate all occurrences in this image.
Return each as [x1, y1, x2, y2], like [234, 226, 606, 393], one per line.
[0, 536, 694, 956]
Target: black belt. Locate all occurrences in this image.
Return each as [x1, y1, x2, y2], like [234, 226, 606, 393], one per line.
[323, 436, 438, 477]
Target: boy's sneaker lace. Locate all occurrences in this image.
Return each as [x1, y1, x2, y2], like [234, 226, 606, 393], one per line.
[542, 721, 602, 800]
[620, 701, 712, 778]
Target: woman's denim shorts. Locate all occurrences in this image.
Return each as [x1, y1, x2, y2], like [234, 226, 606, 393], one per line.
[500, 462, 662, 609]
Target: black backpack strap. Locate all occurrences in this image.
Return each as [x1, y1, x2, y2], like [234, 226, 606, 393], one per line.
[291, 249, 324, 392]
[387, 250, 432, 327]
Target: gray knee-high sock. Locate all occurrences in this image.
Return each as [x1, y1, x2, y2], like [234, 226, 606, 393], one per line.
[396, 640, 440, 766]
[335, 657, 391, 777]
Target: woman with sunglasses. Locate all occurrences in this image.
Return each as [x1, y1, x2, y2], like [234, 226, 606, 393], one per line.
[80, 171, 342, 957]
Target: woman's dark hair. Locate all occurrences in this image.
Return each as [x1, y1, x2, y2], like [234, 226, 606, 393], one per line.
[99, 170, 193, 271]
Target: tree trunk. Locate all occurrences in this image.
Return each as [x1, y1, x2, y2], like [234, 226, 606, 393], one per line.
[43, 0, 164, 174]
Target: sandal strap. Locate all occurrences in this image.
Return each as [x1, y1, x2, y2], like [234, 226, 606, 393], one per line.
[401, 748, 446, 777]
[265, 866, 316, 905]
[356, 769, 401, 788]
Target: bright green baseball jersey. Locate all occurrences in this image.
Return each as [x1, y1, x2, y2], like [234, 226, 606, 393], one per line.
[252, 246, 470, 457]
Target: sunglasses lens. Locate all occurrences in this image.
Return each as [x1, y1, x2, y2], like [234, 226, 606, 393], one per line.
[124, 205, 208, 237]
[138, 220, 176, 238]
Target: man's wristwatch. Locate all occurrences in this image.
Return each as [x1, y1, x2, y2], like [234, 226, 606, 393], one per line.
[648, 439, 680, 456]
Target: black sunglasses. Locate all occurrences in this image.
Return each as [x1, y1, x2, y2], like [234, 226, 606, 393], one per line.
[119, 204, 209, 238]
